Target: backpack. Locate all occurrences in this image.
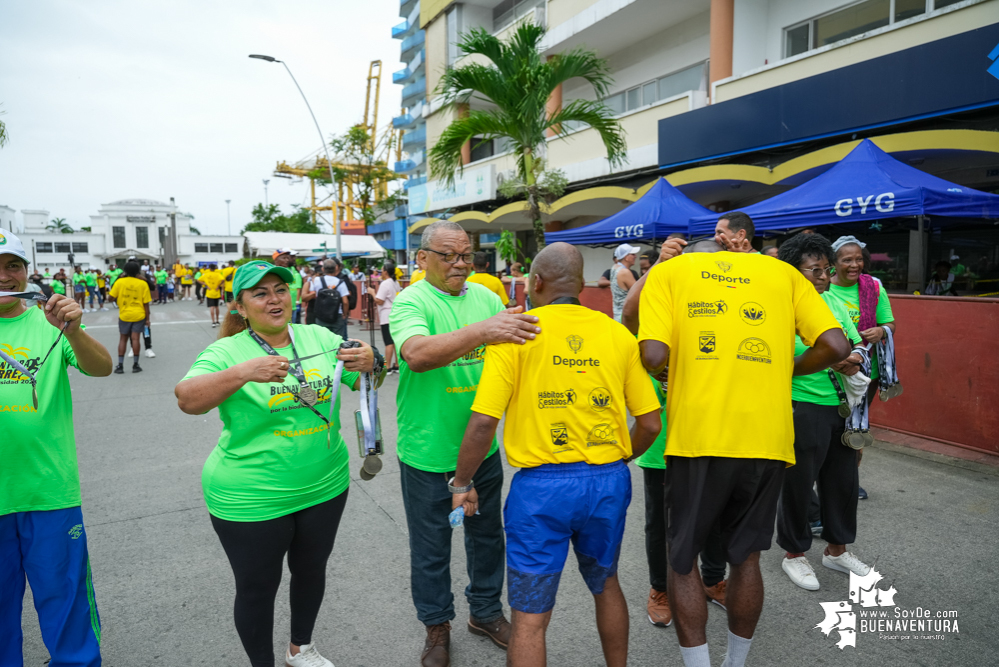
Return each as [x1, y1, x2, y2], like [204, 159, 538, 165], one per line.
[339, 271, 358, 311]
[315, 275, 345, 322]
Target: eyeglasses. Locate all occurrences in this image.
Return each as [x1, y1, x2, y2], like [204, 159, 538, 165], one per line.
[424, 249, 474, 265]
[801, 267, 834, 278]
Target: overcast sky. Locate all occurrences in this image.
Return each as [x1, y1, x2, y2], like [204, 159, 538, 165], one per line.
[0, 0, 403, 235]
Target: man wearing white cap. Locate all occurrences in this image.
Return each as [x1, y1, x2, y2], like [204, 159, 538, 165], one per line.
[272, 248, 302, 323]
[0, 228, 113, 666]
[608, 243, 640, 322]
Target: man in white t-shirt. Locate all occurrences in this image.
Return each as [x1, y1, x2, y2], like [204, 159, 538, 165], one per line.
[301, 258, 350, 338]
[367, 261, 400, 372]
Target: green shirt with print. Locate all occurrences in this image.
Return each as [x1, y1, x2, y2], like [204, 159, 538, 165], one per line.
[84, 272, 97, 287]
[0, 307, 88, 515]
[389, 279, 503, 472]
[72, 273, 86, 285]
[636, 377, 668, 470]
[289, 269, 303, 305]
[155, 270, 168, 285]
[792, 292, 862, 406]
[182, 324, 359, 522]
[106, 267, 123, 286]
[51, 279, 66, 295]
[825, 281, 894, 379]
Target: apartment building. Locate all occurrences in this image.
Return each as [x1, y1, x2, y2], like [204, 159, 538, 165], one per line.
[411, 0, 999, 281]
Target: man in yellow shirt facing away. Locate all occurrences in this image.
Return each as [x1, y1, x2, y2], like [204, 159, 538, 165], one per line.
[200, 264, 225, 328]
[221, 261, 236, 303]
[637, 239, 850, 667]
[464, 252, 508, 304]
[109, 260, 151, 374]
[450, 243, 662, 667]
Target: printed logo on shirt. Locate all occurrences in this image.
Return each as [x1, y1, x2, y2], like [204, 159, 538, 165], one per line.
[538, 389, 577, 409]
[552, 355, 600, 369]
[0, 231, 7, 245]
[736, 337, 771, 364]
[452, 345, 486, 367]
[550, 423, 570, 452]
[586, 423, 618, 447]
[688, 300, 728, 317]
[700, 270, 751, 287]
[739, 302, 767, 326]
[0, 344, 38, 384]
[566, 334, 583, 354]
[266, 368, 332, 411]
[588, 387, 611, 412]
[696, 332, 718, 360]
[716, 261, 732, 273]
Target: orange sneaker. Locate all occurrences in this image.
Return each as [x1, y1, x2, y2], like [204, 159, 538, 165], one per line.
[647, 588, 673, 627]
[703, 580, 727, 609]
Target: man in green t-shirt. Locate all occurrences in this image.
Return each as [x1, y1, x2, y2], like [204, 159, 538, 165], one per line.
[105, 266, 123, 310]
[72, 266, 87, 310]
[154, 265, 168, 304]
[272, 249, 303, 323]
[83, 269, 99, 311]
[0, 227, 114, 666]
[388, 220, 541, 667]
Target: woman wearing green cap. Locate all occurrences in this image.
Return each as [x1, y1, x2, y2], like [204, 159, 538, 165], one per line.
[175, 260, 383, 667]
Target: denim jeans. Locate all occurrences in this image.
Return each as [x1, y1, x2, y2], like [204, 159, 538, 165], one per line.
[399, 452, 505, 626]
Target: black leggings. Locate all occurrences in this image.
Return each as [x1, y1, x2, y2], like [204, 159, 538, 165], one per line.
[210, 491, 348, 667]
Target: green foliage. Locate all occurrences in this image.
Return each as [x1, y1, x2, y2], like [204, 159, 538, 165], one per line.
[0, 104, 7, 148]
[495, 229, 531, 268]
[46, 218, 74, 234]
[189, 226, 201, 235]
[427, 22, 626, 249]
[79, 226, 91, 232]
[327, 126, 402, 227]
[241, 204, 319, 234]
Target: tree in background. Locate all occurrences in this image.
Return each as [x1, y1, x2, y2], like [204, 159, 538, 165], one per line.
[241, 204, 319, 234]
[0, 104, 7, 148]
[428, 22, 627, 249]
[46, 218, 74, 234]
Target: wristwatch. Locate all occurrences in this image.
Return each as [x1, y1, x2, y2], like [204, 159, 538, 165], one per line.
[447, 476, 474, 494]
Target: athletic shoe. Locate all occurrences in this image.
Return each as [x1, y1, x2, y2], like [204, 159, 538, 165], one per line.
[782, 556, 820, 591]
[285, 642, 334, 667]
[126, 347, 133, 358]
[647, 588, 672, 627]
[858, 486, 869, 500]
[83, 308, 90, 313]
[703, 580, 727, 609]
[132, 363, 142, 373]
[113, 364, 124, 375]
[823, 551, 870, 577]
[145, 349, 156, 358]
[810, 520, 823, 538]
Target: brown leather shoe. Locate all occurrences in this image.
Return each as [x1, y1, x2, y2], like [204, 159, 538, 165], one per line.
[704, 579, 727, 610]
[421, 622, 451, 667]
[647, 587, 673, 627]
[467, 615, 511, 650]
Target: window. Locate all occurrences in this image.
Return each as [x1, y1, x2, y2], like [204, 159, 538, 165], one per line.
[136, 226, 149, 249]
[225, 243, 239, 253]
[55, 242, 71, 253]
[785, 23, 811, 58]
[469, 136, 513, 162]
[113, 226, 126, 248]
[195, 243, 209, 253]
[72, 242, 88, 253]
[210, 243, 224, 253]
[894, 0, 927, 22]
[933, 0, 964, 8]
[492, 0, 545, 32]
[598, 62, 708, 120]
[36, 242, 53, 253]
[446, 5, 463, 67]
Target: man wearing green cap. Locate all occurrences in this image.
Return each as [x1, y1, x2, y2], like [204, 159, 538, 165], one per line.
[0, 227, 113, 667]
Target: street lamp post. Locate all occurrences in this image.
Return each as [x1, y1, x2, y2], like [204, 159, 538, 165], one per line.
[249, 54, 342, 261]
[225, 199, 231, 236]
[262, 180, 270, 208]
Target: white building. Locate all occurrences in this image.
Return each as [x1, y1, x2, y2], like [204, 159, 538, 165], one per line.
[13, 199, 244, 270]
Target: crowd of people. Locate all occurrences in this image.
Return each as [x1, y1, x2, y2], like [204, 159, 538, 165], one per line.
[1, 213, 901, 667]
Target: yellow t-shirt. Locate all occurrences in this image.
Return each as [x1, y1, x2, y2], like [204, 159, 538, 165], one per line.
[181, 270, 193, 285]
[109, 276, 151, 322]
[472, 303, 659, 468]
[637, 251, 840, 465]
[202, 271, 224, 299]
[221, 266, 235, 292]
[466, 272, 508, 304]
[409, 269, 425, 285]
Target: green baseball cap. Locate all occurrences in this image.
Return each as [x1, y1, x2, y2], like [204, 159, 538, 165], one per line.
[231, 260, 295, 301]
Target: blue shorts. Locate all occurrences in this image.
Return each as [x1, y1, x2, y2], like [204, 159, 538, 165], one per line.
[504, 459, 631, 614]
[74, 284, 85, 294]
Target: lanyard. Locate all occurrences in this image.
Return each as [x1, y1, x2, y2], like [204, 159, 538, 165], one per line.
[826, 370, 851, 418]
[0, 293, 69, 410]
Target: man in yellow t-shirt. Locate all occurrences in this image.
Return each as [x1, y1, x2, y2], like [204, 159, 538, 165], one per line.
[464, 252, 508, 304]
[637, 239, 849, 667]
[220, 261, 236, 303]
[109, 261, 151, 374]
[200, 264, 225, 327]
[450, 243, 661, 665]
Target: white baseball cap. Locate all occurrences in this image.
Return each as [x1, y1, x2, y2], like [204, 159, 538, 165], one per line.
[0, 228, 30, 265]
[614, 243, 641, 260]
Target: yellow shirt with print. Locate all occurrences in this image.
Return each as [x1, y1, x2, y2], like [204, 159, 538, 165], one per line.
[109, 276, 151, 322]
[637, 251, 840, 465]
[465, 272, 508, 304]
[202, 271, 224, 299]
[221, 266, 236, 292]
[473, 303, 660, 468]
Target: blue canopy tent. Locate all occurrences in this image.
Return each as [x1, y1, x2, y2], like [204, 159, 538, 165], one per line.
[689, 139, 999, 234]
[547, 177, 711, 245]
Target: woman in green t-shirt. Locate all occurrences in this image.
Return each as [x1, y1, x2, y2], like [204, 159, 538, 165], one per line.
[775, 233, 871, 593]
[175, 260, 382, 667]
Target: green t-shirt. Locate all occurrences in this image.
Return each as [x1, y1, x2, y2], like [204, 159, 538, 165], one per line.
[389, 280, 504, 472]
[792, 292, 862, 406]
[825, 281, 894, 379]
[1, 307, 88, 515]
[194, 271, 202, 281]
[51, 280, 66, 295]
[84, 273, 97, 287]
[636, 377, 668, 470]
[72, 273, 86, 285]
[155, 270, 168, 285]
[182, 324, 358, 522]
[106, 268, 123, 286]
[289, 270, 303, 305]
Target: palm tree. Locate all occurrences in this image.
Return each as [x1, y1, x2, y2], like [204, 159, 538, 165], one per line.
[428, 22, 627, 249]
[46, 218, 74, 234]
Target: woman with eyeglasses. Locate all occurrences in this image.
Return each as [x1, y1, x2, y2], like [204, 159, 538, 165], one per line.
[774, 232, 871, 593]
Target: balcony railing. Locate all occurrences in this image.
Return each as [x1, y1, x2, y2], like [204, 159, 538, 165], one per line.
[401, 126, 427, 148]
[392, 20, 408, 39]
[393, 113, 414, 128]
[395, 159, 417, 173]
[406, 175, 428, 189]
[400, 0, 417, 19]
[393, 68, 408, 84]
[394, 203, 410, 218]
[401, 78, 427, 106]
[401, 30, 425, 58]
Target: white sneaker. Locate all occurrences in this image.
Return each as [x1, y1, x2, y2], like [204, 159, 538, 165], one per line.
[83, 308, 90, 313]
[285, 642, 334, 667]
[100, 307, 108, 311]
[782, 556, 820, 591]
[823, 551, 870, 576]
[145, 349, 156, 358]
[126, 347, 134, 358]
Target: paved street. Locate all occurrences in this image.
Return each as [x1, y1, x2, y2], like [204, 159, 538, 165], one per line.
[20, 299, 999, 666]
